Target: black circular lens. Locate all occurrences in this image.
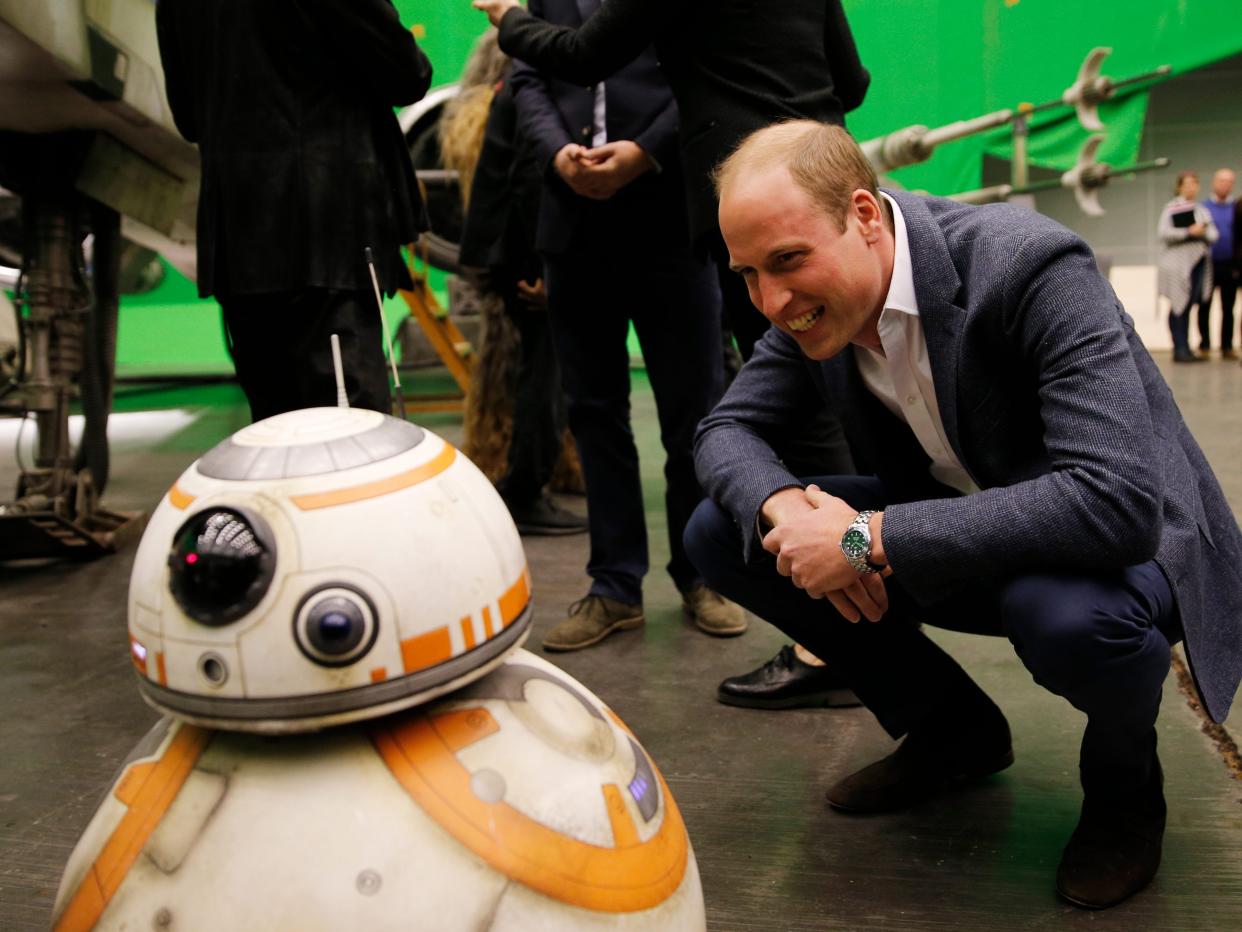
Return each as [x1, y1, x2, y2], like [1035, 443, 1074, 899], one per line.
[294, 585, 379, 668]
[307, 600, 365, 656]
[168, 508, 276, 626]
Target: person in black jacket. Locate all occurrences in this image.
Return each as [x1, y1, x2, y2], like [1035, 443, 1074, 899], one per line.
[473, 0, 869, 358]
[506, 0, 743, 651]
[156, 0, 432, 420]
[474, 0, 866, 700]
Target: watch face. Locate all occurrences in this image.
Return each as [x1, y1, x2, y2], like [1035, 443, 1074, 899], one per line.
[841, 527, 869, 560]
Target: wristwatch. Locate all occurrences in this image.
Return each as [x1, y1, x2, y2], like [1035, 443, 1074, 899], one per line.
[840, 510, 884, 575]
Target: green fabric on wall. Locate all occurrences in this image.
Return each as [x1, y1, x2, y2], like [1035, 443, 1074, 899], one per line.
[117, 1, 1242, 375]
[845, 0, 1242, 192]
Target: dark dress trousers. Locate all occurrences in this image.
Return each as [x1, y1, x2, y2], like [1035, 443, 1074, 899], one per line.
[156, 0, 431, 418]
[509, 0, 724, 604]
[686, 191, 1242, 777]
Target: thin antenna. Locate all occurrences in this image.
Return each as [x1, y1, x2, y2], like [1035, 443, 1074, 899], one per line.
[364, 246, 406, 420]
[330, 333, 348, 407]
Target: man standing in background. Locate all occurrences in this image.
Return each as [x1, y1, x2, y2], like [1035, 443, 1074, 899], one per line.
[509, 0, 742, 650]
[473, 0, 870, 361]
[156, 0, 432, 420]
[1202, 167, 1238, 359]
[475, 0, 868, 700]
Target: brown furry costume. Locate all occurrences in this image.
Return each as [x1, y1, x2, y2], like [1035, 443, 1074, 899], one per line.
[439, 31, 582, 492]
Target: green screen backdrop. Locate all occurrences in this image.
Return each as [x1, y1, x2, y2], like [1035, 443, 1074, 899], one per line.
[114, 1, 1242, 376]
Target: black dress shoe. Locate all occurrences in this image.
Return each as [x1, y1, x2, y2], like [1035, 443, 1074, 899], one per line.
[506, 495, 588, 536]
[1057, 756, 1166, 909]
[716, 645, 860, 709]
[826, 697, 1013, 813]
[1172, 350, 1205, 363]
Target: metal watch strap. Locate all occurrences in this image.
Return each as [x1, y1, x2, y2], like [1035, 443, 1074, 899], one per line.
[840, 509, 880, 575]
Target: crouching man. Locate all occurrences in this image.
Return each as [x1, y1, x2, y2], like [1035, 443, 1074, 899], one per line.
[684, 120, 1242, 909]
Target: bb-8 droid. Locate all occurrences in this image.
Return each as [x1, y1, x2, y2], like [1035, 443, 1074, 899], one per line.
[52, 407, 705, 930]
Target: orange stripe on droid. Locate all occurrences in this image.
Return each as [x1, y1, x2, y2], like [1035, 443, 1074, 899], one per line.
[459, 615, 477, 650]
[481, 606, 494, 639]
[167, 483, 195, 510]
[498, 567, 531, 628]
[53, 725, 211, 932]
[602, 784, 641, 848]
[290, 444, 456, 511]
[429, 707, 501, 753]
[371, 713, 688, 912]
[156, 652, 168, 687]
[370, 667, 388, 683]
[400, 626, 452, 674]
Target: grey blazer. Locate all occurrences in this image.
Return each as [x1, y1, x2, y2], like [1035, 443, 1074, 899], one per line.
[695, 189, 1242, 723]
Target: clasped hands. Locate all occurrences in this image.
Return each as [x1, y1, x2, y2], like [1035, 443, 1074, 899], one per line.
[761, 485, 890, 623]
[553, 142, 654, 200]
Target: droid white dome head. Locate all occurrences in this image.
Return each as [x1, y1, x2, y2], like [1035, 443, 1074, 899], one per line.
[127, 407, 532, 733]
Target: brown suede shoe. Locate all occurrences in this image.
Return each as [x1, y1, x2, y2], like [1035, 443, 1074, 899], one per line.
[1057, 750, 1165, 909]
[542, 595, 644, 652]
[826, 695, 1013, 813]
[682, 583, 747, 636]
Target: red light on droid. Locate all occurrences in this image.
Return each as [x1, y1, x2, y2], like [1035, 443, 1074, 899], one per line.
[186, 552, 198, 565]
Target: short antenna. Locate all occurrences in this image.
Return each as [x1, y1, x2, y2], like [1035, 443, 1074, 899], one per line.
[330, 333, 349, 407]
[364, 246, 406, 420]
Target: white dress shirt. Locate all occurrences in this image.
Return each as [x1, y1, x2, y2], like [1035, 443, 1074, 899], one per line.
[854, 194, 979, 496]
[592, 82, 607, 147]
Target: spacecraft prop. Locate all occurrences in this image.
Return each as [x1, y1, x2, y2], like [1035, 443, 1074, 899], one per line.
[854, 47, 1174, 217]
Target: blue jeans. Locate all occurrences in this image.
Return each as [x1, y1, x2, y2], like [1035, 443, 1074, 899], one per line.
[684, 476, 1181, 780]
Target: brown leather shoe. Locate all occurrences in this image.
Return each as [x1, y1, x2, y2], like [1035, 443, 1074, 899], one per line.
[826, 697, 1013, 813]
[682, 583, 747, 636]
[542, 595, 644, 652]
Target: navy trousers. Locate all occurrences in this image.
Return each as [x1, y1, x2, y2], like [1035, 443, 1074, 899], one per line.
[1202, 259, 1238, 352]
[543, 204, 724, 604]
[684, 476, 1182, 781]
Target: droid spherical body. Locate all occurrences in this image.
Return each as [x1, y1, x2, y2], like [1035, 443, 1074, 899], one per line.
[126, 407, 533, 733]
[51, 650, 705, 931]
[56, 408, 705, 929]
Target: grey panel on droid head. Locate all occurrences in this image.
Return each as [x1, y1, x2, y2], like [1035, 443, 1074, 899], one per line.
[626, 735, 660, 822]
[197, 418, 425, 480]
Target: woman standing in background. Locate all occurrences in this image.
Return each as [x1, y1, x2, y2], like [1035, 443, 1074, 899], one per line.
[1158, 171, 1218, 363]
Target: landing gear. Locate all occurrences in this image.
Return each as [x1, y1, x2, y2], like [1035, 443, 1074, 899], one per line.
[0, 133, 143, 560]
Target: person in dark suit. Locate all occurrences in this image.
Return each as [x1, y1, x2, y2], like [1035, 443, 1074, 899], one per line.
[474, 0, 869, 358]
[475, 0, 867, 698]
[683, 121, 1242, 909]
[508, 0, 742, 649]
[156, 0, 432, 420]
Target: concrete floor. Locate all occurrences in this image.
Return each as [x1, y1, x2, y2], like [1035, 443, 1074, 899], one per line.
[1, 356, 1240, 930]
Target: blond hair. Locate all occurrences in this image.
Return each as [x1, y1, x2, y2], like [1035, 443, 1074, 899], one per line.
[713, 121, 878, 231]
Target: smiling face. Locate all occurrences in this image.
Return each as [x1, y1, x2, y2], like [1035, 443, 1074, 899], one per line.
[719, 164, 892, 360]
